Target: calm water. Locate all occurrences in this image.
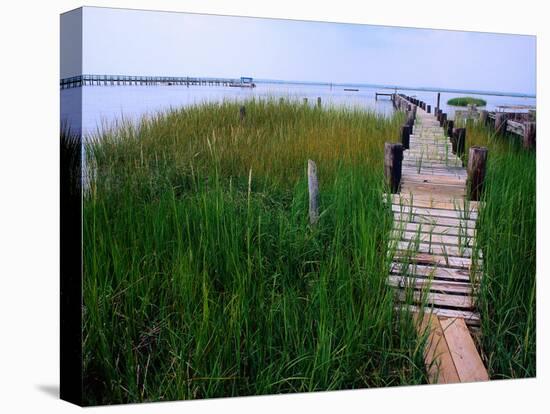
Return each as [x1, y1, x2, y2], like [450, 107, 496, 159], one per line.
[61, 82, 536, 138]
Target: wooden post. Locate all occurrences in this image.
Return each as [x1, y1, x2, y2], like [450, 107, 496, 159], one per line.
[440, 113, 447, 128]
[523, 122, 536, 150]
[479, 110, 488, 125]
[467, 147, 488, 201]
[401, 125, 411, 150]
[406, 110, 415, 128]
[427, 104, 431, 114]
[303, 97, 308, 104]
[450, 128, 457, 154]
[456, 127, 466, 157]
[317, 97, 322, 108]
[494, 112, 507, 134]
[446, 120, 454, 138]
[436, 92, 441, 112]
[239, 106, 246, 121]
[307, 160, 319, 225]
[384, 143, 403, 193]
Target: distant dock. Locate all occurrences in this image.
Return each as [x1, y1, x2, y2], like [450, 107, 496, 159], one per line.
[60, 75, 255, 89]
[375, 92, 393, 100]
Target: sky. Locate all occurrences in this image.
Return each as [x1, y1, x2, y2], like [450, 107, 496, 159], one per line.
[62, 6, 536, 95]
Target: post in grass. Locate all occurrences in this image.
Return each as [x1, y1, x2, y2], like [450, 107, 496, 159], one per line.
[467, 146, 488, 201]
[494, 112, 507, 134]
[523, 122, 536, 150]
[307, 159, 319, 225]
[239, 105, 246, 121]
[406, 110, 415, 128]
[479, 110, 489, 125]
[455, 127, 466, 158]
[317, 97, 322, 108]
[384, 143, 403, 193]
[401, 125, 411, 150]
[446, 120, 454, 138]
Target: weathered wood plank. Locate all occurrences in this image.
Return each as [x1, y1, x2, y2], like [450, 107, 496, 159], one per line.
[396, 290, 474, 309]
[391, 230, 474, 247]
[388, 275, 472, 295]
[439, 317, 489, 382]
[401, 305, 481, 325]
[416, 313, 461, 384]
[395, 240, 472, 258]
[388, 194, 478, 211]
[393, 251, 471, 269]
[390, 262, 473, 282]
[391, 204, 478, 220]
[391, 221, 476, 237]
[401, 183, 466, 197]
[393, 212, 476, 228]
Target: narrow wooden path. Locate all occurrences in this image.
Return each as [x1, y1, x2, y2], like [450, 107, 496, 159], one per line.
[387, 102, 489, 384]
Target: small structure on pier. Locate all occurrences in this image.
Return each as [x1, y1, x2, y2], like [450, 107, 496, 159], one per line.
[375, 92, 393, 100]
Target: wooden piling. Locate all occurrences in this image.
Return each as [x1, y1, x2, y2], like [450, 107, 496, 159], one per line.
[440, 113, 447, 128]
[401, 125, 411, 150]
[239, 106, 246, 121]
[450, 128, 458, 154]
[446, 120, 454, 138]
[494, 112, 507, 134]
[427, 104, 431, 114]
[455, 127, 466, 158]
[317, 97, 322, 108]
[523, 122, 536, 150]
[406, 110, 415, 128]
[467, 147, 488, 201]
[436, 92, 441, 112]
[303, 97, 308, 105]
[479, 110, 488, 125]
[384, 143, 403, 193]
[307, 160, 319, 225]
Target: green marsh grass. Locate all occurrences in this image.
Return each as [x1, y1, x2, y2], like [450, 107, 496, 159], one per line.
[457, 118, 536, 378]
[82, 100, 430, 405]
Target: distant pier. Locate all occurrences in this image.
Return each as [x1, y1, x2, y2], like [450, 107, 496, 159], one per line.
[60, 75, 255, 89]
[375, 92, 393, 100]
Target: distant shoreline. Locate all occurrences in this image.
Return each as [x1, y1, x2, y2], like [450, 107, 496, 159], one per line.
[256, 79, 536, 99]
[59, 74, 536, 99]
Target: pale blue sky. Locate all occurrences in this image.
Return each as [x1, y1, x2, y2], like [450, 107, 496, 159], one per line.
[70, 6, 535, 95]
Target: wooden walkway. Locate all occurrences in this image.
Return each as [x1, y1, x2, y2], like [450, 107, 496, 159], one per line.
[387, 102, 489, 384]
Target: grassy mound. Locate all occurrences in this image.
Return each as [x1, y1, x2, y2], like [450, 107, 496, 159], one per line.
[447, 97, 487, 107]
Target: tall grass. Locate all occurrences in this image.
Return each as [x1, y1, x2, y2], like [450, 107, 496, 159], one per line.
[82, 100, 428, 405]
[457, 118, 536, 378]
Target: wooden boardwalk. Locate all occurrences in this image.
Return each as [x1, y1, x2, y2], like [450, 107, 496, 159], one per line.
[387, 101, 489, 384]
